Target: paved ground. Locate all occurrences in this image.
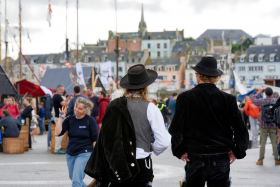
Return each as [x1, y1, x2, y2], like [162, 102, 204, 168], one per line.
[0, 132, 279, 187]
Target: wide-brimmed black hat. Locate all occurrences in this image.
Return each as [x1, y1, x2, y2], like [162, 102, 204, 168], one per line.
[191, 56, 223, 76]
[120, 64, 158, 89]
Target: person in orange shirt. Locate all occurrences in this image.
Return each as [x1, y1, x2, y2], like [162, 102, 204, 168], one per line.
[244, 96, 260, 140]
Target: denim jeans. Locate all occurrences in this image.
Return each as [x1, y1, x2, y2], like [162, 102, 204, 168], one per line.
[66, 152, 91, 187]
[38, 118, 45, 134]
[47, 123, 51, 147]
[183, 154, 230, 187]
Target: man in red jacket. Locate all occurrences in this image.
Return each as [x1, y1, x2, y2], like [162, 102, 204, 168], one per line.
[0, 97, 20, 119]
[97, 91, 110, 132]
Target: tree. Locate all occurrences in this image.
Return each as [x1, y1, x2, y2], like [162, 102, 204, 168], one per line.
[183, 37, 195, 41]
[232, 44, 240, 53]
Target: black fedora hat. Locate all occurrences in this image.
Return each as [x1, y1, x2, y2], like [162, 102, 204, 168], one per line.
[120, 64, 158, 89]
[191, 56, 223, 77]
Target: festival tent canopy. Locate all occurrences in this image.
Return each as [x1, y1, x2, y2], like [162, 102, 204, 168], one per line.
[0, 65, 18, 96]
[40, 67, 105, 94]
[15, 79, 54, 98]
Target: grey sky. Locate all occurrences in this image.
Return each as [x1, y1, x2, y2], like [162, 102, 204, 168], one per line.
[1, 0, 280, 59]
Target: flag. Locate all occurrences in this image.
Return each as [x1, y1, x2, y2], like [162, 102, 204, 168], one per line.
[65, 61, 72, 68]
[27, 32, 31, 42]
[47, 0, 52, 27]
[76, 62, 86, 86]
[100, 61, 112, 85]
[222, 31, 224, 40]
[39, 65, 46, 73]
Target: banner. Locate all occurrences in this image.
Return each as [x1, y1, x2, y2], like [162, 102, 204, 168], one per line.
[76, 62, 86, 86]
[100, 61, 112, 85]
[233, 70, 247, 95]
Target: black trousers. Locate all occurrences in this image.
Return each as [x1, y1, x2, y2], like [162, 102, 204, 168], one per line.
[183, 153, 230, 187]
[100, 156, 153, 187]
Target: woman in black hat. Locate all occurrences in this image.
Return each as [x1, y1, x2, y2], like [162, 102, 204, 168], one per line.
[85, 64, 171, 187]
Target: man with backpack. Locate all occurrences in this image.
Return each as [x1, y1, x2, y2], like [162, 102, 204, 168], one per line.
[271, 96, 280, 161]
[252, 87, 280, 165]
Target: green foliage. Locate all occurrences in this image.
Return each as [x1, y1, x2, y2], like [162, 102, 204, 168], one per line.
[232, 44, 240, 53]
[183, 37, 195, 41]
[241, 39, 253, 51]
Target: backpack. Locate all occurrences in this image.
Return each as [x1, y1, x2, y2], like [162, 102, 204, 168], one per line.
[274, 105, 280, 129]
[262, 99, 276, 126]
[67, 115, 90, 131]
[6, 105, 18, 114]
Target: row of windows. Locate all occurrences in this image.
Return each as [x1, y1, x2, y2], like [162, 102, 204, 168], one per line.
[238, 66, 275, 72]
[157, 75, 176, 80]
[240, 55, 279, 62]
[146, 66, 177, 72]
[188, 51, 202, 55]
[149, 51, 168, 58]
[239, 76, 279, 81]
[147, 43, 168, 49]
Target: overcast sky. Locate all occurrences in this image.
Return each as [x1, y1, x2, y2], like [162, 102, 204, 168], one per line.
[2, 0, 280, 59]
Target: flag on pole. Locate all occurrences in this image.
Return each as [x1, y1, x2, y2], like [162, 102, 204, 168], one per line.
[47, 0, 52, 27]
[39, 65, 46, 73]
[76, 62, 86, 86]
[27, 31, 31, 42]
[65, 61, 73, 68]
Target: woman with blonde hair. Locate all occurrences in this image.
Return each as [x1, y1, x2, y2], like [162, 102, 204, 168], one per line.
[55, 97, 98, 187]
[85, 64, 171, 187]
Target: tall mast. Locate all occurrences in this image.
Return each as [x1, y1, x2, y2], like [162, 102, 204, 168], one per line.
[19, 0, 22, 79]
[0, 0, 2, 66]
[76, 0, 78, 63]
[5, 0, 8, 73]
[114, 0, 119, 82]
[66, 0, 68, 39]
[65, 0, 69, 61]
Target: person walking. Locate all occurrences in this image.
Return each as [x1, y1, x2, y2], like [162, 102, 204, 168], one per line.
[169, 56, 249, 187]
[55, 97, 98, 187]
[45, 94, 53, 151]
[21, 97, 34, 149]
[157, 100, 169, 129]
[244, 96, 260, 140]
[53, 84, 73, 154]
[0, 97, 20, 119]
[97, 91, 110, 132]
[67, 85, 86, 116]
[86, 87, 99, 122]
[85, 64, 171, 187]
[252, 88, 280, 165]
[36, 102, 45, 135]
[168, 93, 178, 122]
[0, 110, 21, 138]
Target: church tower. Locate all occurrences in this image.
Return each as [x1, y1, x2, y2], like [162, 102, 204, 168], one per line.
[138, 3, 147, 32]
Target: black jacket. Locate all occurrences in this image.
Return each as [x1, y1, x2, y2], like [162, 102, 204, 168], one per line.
[169, 83, 249, 159]
[85, 97, 140, 183]
[0, 116, 21, 137]
[21, 105, 33, 123]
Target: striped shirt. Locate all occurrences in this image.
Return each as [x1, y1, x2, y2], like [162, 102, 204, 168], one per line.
[251, 94, 278, 130]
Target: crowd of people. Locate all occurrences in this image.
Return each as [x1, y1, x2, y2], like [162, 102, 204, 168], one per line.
[0, 56, 280, 187]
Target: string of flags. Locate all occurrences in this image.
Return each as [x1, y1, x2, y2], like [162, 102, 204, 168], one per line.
[47, 0, 52, 27]
[39, 65, 46, 73]
[65, 61, 73, 68]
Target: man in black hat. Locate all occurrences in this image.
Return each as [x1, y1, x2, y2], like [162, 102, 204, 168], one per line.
[169, 56, 249, 187]
[85, 64, 171, 187]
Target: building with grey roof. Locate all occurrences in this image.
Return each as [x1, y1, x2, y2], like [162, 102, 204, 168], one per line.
[197, 29, 252, 44]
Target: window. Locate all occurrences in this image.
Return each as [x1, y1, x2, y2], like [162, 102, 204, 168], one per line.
[125, 48, 128, 52]
[133, 39, 136, 44]
[220, 56, 223, 60]
[125, 39, 128, 44]
[268, 65, 276, 72]
[248, 66, 263, 72]
[191, 51, 195, 55]
[238, 66, 245, 72]
[118, 67, 123, 72]
[157, 52, 160, 57]
[240, 57, 244, 62]
[172, 76, 176, 80]
[111, 67, 114, 72]
[157, 44, 160, 49]
[24, 67, 28, 72]
[148, 36, 151, 40]
[163, 76, 167, 80]
[240, 76, 245, 81]
[148, 44, 151, 49]
[132, 58, 135, 63]
[164, 51, 167, 58]
[149, 52, 151, 57]
[164, 43, 167, 48]
[198, 51, 201, 55]
[252, 76, 259, 81]
[224, 56, 227, 60]
[189, 73, 193, 80]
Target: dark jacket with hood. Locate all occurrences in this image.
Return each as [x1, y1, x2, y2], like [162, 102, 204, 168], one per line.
[169, 83, 249, 159]
[85, 97, 140, 183]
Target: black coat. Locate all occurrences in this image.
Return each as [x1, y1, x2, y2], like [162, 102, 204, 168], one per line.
[169, 83, 249, 159]
[85, 96, 140, 183]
